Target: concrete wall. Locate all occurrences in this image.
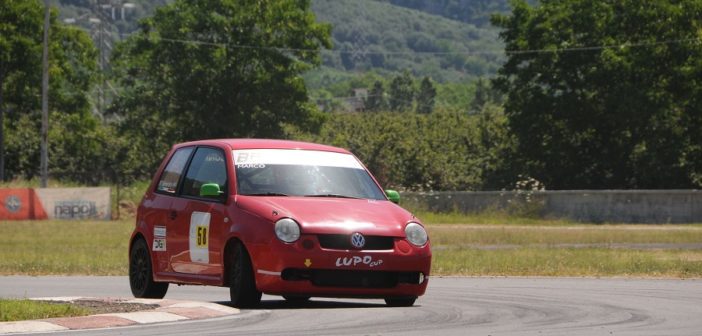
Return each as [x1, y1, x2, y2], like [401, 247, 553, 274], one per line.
[401, 190, 702, 223]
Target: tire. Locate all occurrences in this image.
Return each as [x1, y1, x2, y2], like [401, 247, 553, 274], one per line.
[129, 238, 168, 298]
[384, 297, 417, 307]
[283, 295, 311, 304]
[229, 242, 262, 308]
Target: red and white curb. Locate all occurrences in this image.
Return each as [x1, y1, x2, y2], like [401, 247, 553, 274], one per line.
[0, 297, 240, 334]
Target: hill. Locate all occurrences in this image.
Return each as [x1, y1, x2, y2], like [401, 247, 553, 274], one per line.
[311, 0, 505, 83]
[55, 0, 507, 82]
[377, 0, 514, 27]
[57, 0, 168, 37]
[53, 0, 509, 110]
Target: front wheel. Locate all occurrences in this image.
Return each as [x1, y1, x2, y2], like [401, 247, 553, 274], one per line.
[229, 242, 262, 308]
[384, 297, 417, 307]
[283, 295, 311, 304]
[129, 238, 168, 298]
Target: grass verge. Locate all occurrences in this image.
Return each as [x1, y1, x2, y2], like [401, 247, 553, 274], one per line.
[432, 247, 702, 277]
[428, 225, 702, 246]
[414, 210, 580, 226]
[428, 224, 702, 278]
[0, 218, 701, 278]
[0, 220, 133, 275]
[0, 299, 90, 322]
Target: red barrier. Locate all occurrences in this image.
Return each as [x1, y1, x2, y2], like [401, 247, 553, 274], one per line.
[0, 189, 49, 220]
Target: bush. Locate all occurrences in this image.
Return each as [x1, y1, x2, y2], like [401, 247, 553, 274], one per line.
[288, 109, 515, 191]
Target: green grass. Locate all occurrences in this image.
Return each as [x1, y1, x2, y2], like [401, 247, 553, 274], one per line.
[112, 180, 151, 206]
[414, 210, 580, 226]
[1, 217, 701, 278]
[427, 224, 702, 277]
[428, 223, 702, 278]
[0, 299, 90, 322]
[0, 178, 84, 189]
[0, 220, 133, 275]
[432, 247, 702, 277]
[428, 225, 702, 246]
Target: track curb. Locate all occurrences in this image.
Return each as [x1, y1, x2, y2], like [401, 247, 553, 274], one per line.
[0, 297, 240, 334]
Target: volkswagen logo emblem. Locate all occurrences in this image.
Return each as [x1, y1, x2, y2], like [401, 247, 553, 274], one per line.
[350, 232, 365, 249]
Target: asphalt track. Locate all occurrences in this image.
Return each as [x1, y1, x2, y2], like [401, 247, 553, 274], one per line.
[1, 276, 701, 335]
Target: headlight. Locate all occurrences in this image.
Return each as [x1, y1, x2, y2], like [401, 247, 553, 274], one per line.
[275, 218, 300, 243]
[405, 222, 428, 246]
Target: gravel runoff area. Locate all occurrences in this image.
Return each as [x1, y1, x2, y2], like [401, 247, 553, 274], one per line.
[41, 298, 159, 315]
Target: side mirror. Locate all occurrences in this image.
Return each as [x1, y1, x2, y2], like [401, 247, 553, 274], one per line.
[385, 189, 400, 204]
[200, 183, 224, 197]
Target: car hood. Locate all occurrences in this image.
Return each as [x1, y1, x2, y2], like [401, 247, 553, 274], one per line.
[235, 196, 417, 236]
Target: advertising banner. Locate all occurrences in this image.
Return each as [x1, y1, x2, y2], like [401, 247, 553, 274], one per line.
[0, 189, 48, 220]
[0, 188, 111, 220]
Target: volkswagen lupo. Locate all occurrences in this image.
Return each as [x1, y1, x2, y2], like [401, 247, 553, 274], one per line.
[129, 139, 431, 307]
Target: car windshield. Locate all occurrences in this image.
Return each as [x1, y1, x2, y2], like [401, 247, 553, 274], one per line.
[233, 149, 386, 200]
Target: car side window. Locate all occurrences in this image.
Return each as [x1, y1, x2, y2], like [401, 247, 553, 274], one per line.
[156, 147, 194, 194]
[181, 147, 228, 200]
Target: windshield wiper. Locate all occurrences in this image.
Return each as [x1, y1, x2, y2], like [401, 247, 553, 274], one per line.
[243, 192, 289, 196]
[304, 194, 360, 199]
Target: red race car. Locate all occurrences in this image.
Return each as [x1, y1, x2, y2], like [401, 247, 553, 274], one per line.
[129, 139, 431, 307]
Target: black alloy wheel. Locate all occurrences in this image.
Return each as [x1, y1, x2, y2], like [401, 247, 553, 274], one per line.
[229, 242, 262, 307]
[129, 238, 169, 298]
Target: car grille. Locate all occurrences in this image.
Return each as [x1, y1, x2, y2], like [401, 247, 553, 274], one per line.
[317, 234, 394, 250]
[281, 269, 422, 288]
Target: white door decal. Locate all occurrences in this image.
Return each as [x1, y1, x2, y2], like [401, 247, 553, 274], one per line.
[189, 212, 210, 263]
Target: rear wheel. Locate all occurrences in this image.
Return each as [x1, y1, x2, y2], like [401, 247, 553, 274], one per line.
[129, 238, 168, 298]
[229, 242, 262, 308]
[384, 297, 417, 307]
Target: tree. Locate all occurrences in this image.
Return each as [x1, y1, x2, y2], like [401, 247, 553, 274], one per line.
[306, 111, 485, 191]
[476, 103, 517, 189]
[388, 70, 415, 112]
[470, 77, 489, 114]
[469, 77, 503, 114]
[110, 0, 331, 175]
[492, 0, 702, 189]
[1, 0, 99, 182]
[416, 76, 436, 114]
[365, 80, 387, 112]
[0, 0, 43, 180]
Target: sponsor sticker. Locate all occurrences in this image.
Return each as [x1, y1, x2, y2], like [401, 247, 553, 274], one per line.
[335, 256, 384, 268]
[233, 149, 364, 169]
[236, 163, 266, 169]
[189, 212, 210, 263]
[154, 226, 166, 238]
[153, 238, 166, 251]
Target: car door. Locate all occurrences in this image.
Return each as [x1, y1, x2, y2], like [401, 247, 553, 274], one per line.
[168, 146, 229, 277]
[149, 146, 195, 272]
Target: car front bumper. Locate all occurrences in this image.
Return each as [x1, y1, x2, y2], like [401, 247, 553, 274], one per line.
[249, 234, 431, 298]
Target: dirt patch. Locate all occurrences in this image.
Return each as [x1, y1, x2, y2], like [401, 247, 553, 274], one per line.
[116, 200, 137, 219]
[45, 299, 159, 315]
